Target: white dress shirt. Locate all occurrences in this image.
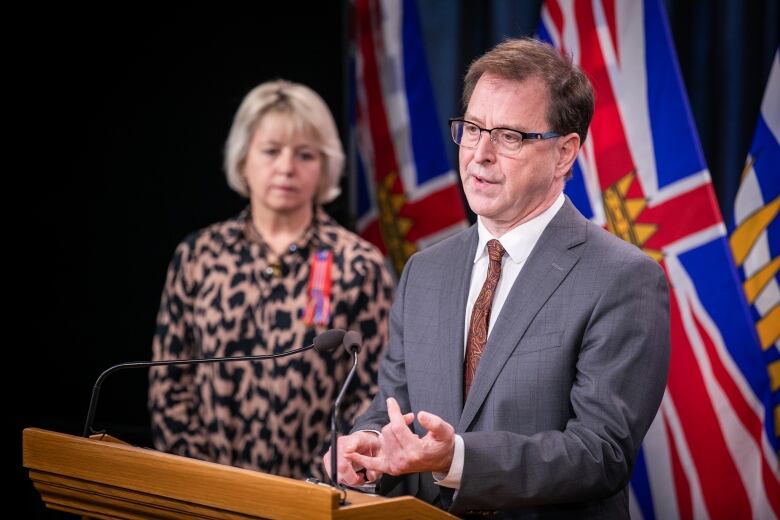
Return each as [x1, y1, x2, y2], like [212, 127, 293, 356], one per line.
[434, 193, 565, 489]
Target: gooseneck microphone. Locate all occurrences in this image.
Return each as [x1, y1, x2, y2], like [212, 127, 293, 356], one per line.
[330, 330, 362, 496]
[82, 328, 347, 437]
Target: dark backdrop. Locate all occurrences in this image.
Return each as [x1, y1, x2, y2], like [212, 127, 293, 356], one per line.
[10, 2, 777, 518]
[10, 5, 346, 517]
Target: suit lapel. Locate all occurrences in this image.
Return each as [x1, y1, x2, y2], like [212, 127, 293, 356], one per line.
[457, 199, 587, 432]
[435, 226, 478, 428]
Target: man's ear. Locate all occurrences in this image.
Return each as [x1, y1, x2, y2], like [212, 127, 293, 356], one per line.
[556, 133, 581, 177]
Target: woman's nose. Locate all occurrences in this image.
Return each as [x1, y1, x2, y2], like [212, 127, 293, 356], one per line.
[276, 148, 295, 175]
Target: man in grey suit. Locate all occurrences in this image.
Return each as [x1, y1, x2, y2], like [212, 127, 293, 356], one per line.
[325, 38, 670, 518]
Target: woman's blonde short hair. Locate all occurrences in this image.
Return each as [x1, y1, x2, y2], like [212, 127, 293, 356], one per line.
[224, 79, 345, 204]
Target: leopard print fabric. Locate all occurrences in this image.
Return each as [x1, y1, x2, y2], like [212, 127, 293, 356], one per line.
[148, 207, 393, 480]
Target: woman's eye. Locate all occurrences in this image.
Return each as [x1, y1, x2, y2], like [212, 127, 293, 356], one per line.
[263, 148, 279, 156]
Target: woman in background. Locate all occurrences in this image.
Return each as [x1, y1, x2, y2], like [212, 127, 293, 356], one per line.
[148, 80, 393, 480]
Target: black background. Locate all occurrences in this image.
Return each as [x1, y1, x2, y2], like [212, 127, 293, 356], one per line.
[10, 5, 346, 517]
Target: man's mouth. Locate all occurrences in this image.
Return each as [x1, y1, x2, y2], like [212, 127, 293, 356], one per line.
[471, 173, 497, 185]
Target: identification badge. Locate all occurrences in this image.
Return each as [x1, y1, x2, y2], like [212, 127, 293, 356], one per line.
[303, 249, 333, 326]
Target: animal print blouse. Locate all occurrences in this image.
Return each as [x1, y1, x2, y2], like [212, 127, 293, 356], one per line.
[148, 207, 393, 480]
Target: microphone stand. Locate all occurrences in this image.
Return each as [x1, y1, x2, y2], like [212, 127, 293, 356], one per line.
[330, 330, 361, 503]
[83, 329, 345, 437]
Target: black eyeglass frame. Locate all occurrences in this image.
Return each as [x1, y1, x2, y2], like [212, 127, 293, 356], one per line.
[448, 117, 561, 151]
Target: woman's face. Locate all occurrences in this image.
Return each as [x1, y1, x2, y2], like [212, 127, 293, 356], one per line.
[243, 111, 323, 219]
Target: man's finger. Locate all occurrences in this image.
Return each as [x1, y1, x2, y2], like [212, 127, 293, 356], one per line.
[346, 451, 387, 474]
[386, 398, 417, 443]
[330, 452, 366, 486]
[417, 410, 453, 441]
[341, 431, 381, 456]
[386, 397, 403, 419]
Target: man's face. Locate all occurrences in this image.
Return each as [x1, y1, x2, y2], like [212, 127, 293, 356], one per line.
[459, 73, 578, 235]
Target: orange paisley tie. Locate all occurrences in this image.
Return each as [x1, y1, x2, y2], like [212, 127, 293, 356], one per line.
[464, 239, 506, 401]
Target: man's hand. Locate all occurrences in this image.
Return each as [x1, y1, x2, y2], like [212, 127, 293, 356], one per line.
[345, 397, 455, 476]
[323, 430, 383, 486]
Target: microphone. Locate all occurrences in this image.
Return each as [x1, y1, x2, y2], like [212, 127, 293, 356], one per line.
[82, 328, 346, 437]
[342, 330, 362, 354]
[330, 330, 362, 496]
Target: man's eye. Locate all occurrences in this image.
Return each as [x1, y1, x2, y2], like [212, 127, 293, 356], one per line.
[499, 131, 521, 143]
[464, 124, 480, 135]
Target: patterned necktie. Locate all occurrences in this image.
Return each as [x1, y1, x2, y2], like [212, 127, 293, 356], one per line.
[464, 239, 506, 401]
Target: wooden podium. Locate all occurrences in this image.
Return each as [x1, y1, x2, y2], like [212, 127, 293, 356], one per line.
[23, 428, 455, 519]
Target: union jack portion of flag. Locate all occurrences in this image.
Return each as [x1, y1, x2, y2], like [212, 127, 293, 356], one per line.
[350, 0, 468, 277]
[540, 1, 780, 518]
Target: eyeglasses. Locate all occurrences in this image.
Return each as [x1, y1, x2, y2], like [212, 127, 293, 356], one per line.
[449, 118, 561, 155]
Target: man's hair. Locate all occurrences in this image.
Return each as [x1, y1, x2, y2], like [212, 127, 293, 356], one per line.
[224, 79, 344, 204]
[462, 38, 594, 147]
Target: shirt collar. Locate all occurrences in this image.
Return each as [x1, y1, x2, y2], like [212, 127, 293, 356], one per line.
[223, 206, 337, 252]
[474, 193, 565, 264]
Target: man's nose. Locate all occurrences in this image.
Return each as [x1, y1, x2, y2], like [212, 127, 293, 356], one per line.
[473, 130, 497, 162]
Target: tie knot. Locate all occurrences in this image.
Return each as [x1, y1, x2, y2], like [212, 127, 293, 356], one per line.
[487, 239, 505, 262]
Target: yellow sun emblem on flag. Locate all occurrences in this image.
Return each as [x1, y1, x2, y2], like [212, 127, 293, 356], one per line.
[602, 173, 663, 262]
[377, 172, 417, 274]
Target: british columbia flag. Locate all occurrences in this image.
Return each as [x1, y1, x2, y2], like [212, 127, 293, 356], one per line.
[729, 48, 779, 458]
[540, 1, 779, 518]
[350, 0, 468, 277]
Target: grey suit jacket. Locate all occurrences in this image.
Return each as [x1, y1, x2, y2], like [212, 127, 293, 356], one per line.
[352, 198, 670, 519]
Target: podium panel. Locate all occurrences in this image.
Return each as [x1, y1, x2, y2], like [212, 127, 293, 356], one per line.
[23, 428, 455, 519]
